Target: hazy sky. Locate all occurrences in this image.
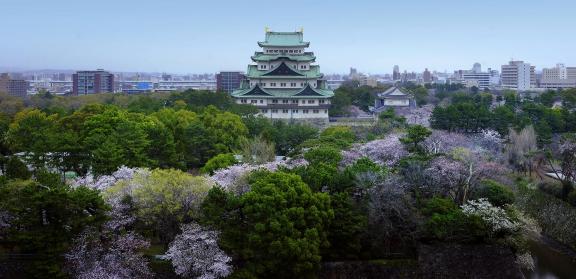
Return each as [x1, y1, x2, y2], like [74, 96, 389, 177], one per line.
[2, 0, 576, 74]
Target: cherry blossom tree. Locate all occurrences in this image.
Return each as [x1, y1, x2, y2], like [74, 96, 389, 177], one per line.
[475, 129, 504, 153]
[423, 156, 467, 199]
[209, 158, 308, 195]
[161, 222, 232, 279]
[424, 149, 506, 204]
[423, 130, 470, 155]
[423, 129, 503, 156]
[66, 230, 153, 279]
[341, 134, 408, 167]
[72, 166, 140, 191]
[366, 175, 418, 255]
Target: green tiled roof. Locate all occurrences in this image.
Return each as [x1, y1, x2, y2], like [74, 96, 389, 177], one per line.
[246, 64, 322, 79]
[251, 52, 316, 62]
[258, 31, 310, 47]
[232, 84, 333, 99]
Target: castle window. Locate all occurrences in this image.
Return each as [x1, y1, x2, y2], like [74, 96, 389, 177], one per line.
[282, 109, 288, 113]
[319, 100, 325, 104]
[282, 99, 289, 104]
[272, 99, 278, 103]
[292, 109, 298, 113]
[303, 109, 309, 114]
[261, 109, 268, 113]
[272, 109, 278, 113]
[313, 110, 319, 113]
[308, 100, 315, 104]
[241, 99, 247, 103]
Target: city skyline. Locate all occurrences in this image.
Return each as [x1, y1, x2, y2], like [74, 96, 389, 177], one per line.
[2, 0, 576, 74]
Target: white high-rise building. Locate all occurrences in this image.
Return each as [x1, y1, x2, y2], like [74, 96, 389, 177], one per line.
[501, 61, 536, 91]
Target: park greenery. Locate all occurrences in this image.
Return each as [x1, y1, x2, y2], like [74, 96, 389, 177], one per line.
[0, 88, 575, 278]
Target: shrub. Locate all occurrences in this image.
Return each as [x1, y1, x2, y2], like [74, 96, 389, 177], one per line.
[568, 190, 576, 206]
[422, 197, 489, 242]
[201, 153, 238, 175]
[477, 180, 515, 206]
[421, 197, 458, 216]
[516, 181, 576, 250]
[537, 180, 563, 199]
[305, 146, 342, 166]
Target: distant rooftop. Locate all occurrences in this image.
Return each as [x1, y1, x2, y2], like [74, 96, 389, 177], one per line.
[258, 31, 310, 47]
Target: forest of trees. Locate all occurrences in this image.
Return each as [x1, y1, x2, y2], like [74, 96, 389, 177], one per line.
[0, 89, 575, 278]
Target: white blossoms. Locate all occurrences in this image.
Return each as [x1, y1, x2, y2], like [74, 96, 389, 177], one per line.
[161, 222, 232, 279]
[461, 198, 518, 234]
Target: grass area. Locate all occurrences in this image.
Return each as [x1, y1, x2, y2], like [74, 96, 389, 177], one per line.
[143, 243, 166, 257]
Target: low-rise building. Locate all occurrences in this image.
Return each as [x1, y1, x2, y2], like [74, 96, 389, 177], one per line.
[455, 63, 492, 90]
[539, 64, 576, 89]
[373, 86, 415, 112]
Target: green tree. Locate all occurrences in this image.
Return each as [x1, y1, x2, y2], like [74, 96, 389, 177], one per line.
[400, 125, 432, 153]
[561, 88, 576, 109]
[82, 107, 152, 175]
[492, 106, 515, 135]
[539, 90, 556, 107]
[5, 156, 31, 180]
[180, 106, 248, 169]
[6, 109, 60, 169]
[0, 113, 11, 173]
[203, 171, 334, 278]
[413, 86, 428, 106]
[0, 180, 108, 278]
[324, 192, 367, 260]
[269, 121, 318, 155]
